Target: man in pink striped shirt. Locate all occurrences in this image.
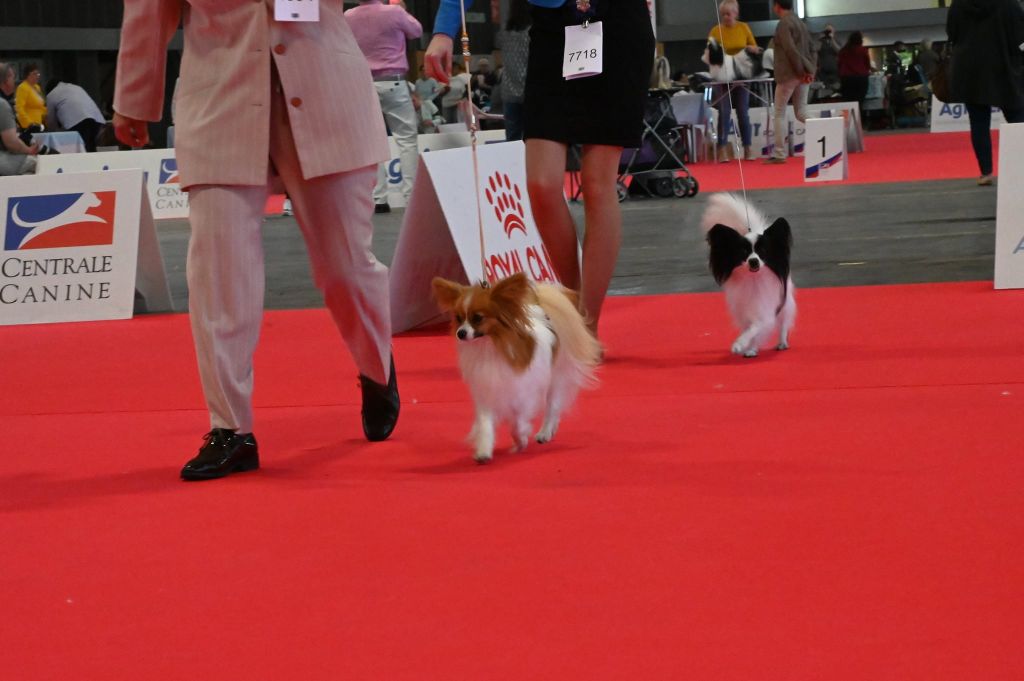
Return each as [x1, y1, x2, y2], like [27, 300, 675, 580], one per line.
[346, 0, 423, 213]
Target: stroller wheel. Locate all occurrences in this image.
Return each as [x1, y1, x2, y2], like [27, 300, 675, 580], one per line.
[616, 181, 628, 203]
[672, 177, 689, 198]
[686, 177, 700, 198]
[654, 176, 675, 198]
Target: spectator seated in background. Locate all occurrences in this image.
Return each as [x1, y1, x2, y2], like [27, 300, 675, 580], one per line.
[471, 58, 497, 108]
[914, 39, 941, 82]
[440, 62, 471, 122]
[0, 62, 39, 175]
[15, 62, 47, 130]
[45, 78, 106, 152]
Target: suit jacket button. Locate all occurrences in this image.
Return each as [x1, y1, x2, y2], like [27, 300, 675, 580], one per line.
[274, 44, 286, 55]
[290, 97, 303, 108]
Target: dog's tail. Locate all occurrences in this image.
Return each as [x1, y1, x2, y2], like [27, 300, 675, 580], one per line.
[700, 192, 769, 236]
[535, 284, 601, 385]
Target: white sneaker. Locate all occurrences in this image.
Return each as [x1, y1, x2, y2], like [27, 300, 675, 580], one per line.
[282, 198, 293, 216]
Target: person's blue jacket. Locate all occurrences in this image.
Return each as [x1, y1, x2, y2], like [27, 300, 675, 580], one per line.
[434, 0, 566, 37]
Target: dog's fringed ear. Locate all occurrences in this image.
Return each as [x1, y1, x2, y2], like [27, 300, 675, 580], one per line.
[764, 217, 793, 249]
[490, 272, 532, 306]
[762, 217, 793, 282]
[707, 224, 750, 285]
[431, 277, 463, 311]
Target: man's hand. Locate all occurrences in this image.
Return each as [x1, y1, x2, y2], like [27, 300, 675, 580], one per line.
[113, 112, 150, 148]
[26, 142, 39, 156]
[425, 34, 454, 84]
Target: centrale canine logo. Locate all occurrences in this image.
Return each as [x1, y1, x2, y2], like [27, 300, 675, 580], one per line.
[159, 158, 179, 184]
[4, 192, 117, 251]
[484, 172, 527, 238]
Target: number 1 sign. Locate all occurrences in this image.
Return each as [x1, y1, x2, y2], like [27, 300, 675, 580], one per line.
[804, 116, 848, 183]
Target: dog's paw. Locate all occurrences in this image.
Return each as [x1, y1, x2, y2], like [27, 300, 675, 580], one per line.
[536, 431, 552, 444]
[776, 341, 789, 351]
[743, 349, 759, 358]
[731, 340, 747, 355]
[473, 450, 493, 465]
[511, 439, 529, 453]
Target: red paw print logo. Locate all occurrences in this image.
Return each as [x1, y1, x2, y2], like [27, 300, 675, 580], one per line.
[484, 172, 527, 238]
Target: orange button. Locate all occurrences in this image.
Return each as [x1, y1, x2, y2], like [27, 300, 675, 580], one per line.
[290, 97, 303, 108]
[274, 44, 286, 55]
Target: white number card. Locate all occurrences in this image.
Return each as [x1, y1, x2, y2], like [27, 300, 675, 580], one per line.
[563, 22, 603, 80]
[275, 0, 320, 22]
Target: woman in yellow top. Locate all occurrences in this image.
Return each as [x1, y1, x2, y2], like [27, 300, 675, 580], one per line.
[15, 63, 47, 130]
[708, 0, 760, 162]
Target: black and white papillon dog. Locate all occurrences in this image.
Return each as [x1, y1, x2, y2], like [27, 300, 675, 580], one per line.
[702, 38, 772, 83]
[701, 193, 796, 358]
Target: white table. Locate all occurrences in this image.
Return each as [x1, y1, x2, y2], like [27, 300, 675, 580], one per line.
[32, 131, 86, 154]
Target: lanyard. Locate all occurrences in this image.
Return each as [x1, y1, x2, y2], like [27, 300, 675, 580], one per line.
[574, 0, 596, 25]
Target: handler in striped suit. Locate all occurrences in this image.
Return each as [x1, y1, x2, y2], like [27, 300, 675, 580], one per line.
[113, 0, 400, 480]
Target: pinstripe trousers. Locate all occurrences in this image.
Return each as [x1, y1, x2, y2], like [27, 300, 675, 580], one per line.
[186, 79, 392, 435]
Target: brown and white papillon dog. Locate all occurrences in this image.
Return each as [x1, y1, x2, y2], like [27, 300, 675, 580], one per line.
[432, 273, 601, 464]
[701, 193, 797, 358]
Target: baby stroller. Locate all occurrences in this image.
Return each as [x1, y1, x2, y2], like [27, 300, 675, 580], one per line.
[616, 89, 699, 202]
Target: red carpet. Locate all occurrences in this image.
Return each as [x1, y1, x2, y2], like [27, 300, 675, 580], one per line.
[3, 282, 1023, 680]
[683, 131, 998, 192]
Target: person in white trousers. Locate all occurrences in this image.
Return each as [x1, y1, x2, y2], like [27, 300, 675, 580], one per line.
[113, 0, 400, 481]
[346, 0, 423, 213]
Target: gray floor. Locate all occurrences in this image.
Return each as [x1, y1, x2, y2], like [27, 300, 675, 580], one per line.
[153, 176, 997, 313]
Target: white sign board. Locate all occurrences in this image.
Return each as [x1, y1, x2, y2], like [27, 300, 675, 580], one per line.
[804, 117, 848, 183]
[389, 140, 560, 332]
[37, 149, 189, 220]
[995, 123, 1024, 289]
[0, 169, 152, 325]
[930, 98, 1005, 133]
[381, 129, 507, 209]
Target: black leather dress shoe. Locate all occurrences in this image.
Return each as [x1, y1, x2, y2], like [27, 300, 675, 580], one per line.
[374, 203, 391, 214]
[359, 357, 399, 441]
[181, 429, 259, 481]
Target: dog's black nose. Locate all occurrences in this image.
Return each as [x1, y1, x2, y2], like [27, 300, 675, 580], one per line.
[749, 258, 761, 271]
[457, 328, 468, 340]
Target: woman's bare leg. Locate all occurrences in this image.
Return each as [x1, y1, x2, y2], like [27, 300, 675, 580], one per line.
[525, 138, 579, 290]
[578, 144, 623, 333]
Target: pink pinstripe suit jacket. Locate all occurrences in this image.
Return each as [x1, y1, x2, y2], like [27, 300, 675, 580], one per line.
[114, 0, 389, 189]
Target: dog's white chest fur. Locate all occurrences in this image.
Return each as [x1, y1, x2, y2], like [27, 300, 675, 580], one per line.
[456, 306, 555, 422]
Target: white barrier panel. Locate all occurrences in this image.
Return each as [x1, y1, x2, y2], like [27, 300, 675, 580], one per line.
[787, 105, 806, 157]
[37, 149, 188, 220]
[389, 140, 559, 332]
[930, 98, 1005, 133]
[994, 123, 1024, 289]
[805, 102, 864, 153]
[382, 129, 507, 209]
[749, 107, 773, 158]
[804, 117, 848, 183]
[0, 169, 173, 325]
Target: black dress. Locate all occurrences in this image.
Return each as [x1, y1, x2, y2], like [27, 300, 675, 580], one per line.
[523, 0, 655, 148]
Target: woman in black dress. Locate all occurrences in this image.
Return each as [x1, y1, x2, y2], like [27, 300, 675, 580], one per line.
[427, 0, 655, 335]
[947, 0, 1024, 185]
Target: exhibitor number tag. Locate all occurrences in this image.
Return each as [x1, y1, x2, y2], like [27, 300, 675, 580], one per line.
[562, 22, 603, 80]
[275, 0, 320, 22]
